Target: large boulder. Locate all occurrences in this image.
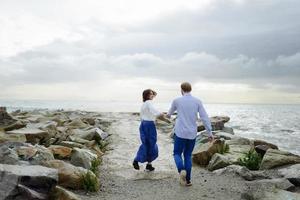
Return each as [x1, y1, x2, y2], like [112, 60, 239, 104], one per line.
[213, 165, 269, 181]
[65, 118, 89, 129]
[0, 107, 26, 131]
[0, 132, 26, 143]
[70, 127, 108, 141]
[70, 148, 98, 169]
[15, 144, 54, 165]
[243, 189, 300, 200]
[278, 164, 300, 186]
[207, 144, 252, 171]
[253, 139, 278, 150]
[0, 164, 58, 200]
[192, 139, 226, 166]
[42, 160, 97, 189]
[50, 186, 80, 200]
[260, 149, 300, 170]
[197, 116, 230, 132]
[48, 145, 72, 159]
[59, 141, 84, 149]
[6, 128, 50, 144]
[0, 143, 19, 164]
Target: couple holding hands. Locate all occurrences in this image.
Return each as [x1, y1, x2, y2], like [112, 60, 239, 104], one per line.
[133, 82, 214, 186]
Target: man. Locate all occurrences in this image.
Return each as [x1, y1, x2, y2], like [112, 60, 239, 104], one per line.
[167, 82, 214, 186]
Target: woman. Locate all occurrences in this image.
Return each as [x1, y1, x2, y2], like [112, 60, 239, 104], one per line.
[133, 89, 164, 171]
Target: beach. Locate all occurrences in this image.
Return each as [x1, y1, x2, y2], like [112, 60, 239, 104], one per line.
[1, 108, 300, 199]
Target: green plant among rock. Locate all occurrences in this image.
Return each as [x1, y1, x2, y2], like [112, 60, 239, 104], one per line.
[81, 171, 100, 192]
[98, 140, 109, 152]
[238, 148, 262, 170]
[90, 158, 101, 177]
[217, 143, 230, 154]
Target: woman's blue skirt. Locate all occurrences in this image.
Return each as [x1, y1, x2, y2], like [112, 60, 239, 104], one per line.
[134, 120, 158, 163]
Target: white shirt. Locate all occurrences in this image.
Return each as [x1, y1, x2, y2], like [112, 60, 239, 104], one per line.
[167, 93, 212, 139]
[140, 100, 161, 121]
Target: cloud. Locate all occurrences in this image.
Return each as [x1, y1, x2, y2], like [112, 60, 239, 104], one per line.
[0, 0, 300, 103]
[1, 39, 299, 93]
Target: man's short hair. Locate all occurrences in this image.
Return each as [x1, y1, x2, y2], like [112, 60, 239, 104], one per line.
[181, 82, 192, 92]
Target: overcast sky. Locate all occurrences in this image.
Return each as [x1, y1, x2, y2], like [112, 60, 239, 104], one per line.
[0, 0, 300, 104]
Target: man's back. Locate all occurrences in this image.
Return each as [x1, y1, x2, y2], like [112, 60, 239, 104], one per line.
[168, 93, 211, 140]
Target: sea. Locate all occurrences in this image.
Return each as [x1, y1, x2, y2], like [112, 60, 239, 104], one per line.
[1, 99, 299, 155]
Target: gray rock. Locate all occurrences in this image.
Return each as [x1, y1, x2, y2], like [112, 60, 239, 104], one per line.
[60, 141, 84, 149]
[197, 116, 230, 132]
[51, 186, 80, 200]
[222, 126, 235, 134]
[0, 145, 19, 164]
[247, 178, 295, 191]
[213, 165, 269, 181]
[260, 149, 300, 170]
[278, 164, 300, 186]
[42, 159, 98, 189]
[242, 189, 300, 200]
[7, 128, 50, 144]
[207, 145, 252, 171]
[215, 131, 237, 140]
[70, 148, 98, 169]
[0, 164, 58, 200]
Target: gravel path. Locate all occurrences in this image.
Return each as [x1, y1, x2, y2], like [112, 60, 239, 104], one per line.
[76, 113, 250, 200]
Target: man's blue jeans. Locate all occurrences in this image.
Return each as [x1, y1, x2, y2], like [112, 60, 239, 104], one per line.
[173, 134, 196, 182]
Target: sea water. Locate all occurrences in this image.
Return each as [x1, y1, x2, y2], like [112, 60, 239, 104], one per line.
[1, 99, 299, 155]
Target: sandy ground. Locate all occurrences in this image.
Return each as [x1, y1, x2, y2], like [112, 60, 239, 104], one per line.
[75, 113, 253, 200]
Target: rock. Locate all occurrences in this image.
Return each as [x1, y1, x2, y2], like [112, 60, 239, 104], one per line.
[16, 146, 38, 160]
[207, 153, 231, 171]
[215, 131, 237, 140]
[51, 186, 80, 200]
[48, 145, 72, 159]
[226, 137, 251, 145]
[42, 160, 97, 189]
[192, 139, 226, 166]
[0, 164, 58, 200]
[197, 116, 230, 132]
[0, 132, 26, 143]
[15, 144, 54, 165]
[68, 136, 91, 145]
[278, 164, 300, 186]
[2, 121, 27, 131]
[66, 118, 88, 129]
[6, 128, 50, 144]
[253, 139, 278, 150]
[0, 108, 26, 131]
[71, 127, 108, 141]
[260, 149, 300, 170]
[28, 121, 58, 138]
[222, 126, 234, 134]
[59, 141, 84, 149]
[70, 148, 98, 169]
[0, 144, 19, 164]
[82, 117, 96, 126]
[213, 164, 269, 181]
[207, 144, 252, 171]
[243, 189, 300, 200]
[255, 145, 270, 157]
[260, 189, 300, 200]
[247, 178, 295, 191]
[97, 128, 109, 140]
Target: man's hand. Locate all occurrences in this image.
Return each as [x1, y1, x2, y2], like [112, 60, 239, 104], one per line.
[208, 135, 214, 143]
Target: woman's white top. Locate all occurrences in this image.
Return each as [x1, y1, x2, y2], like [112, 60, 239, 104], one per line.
[140, 100, 161, 121]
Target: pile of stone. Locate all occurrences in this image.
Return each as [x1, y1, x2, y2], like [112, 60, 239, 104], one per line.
[0, 108, 112, 200]
[191, 116, 300, 199]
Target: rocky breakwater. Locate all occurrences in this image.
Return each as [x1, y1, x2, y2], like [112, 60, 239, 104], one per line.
[191, 115, 300, 199]
[0, 107, 112, 200]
